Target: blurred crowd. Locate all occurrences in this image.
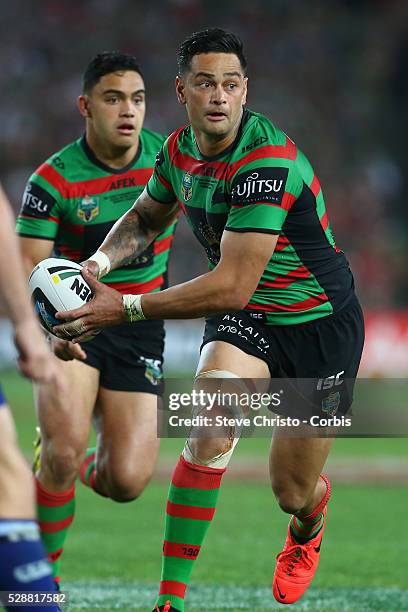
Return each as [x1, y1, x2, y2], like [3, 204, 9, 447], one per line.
[1, 0, 407, 307]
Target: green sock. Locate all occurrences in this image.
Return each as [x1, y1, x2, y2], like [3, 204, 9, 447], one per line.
[35, 478, 76, 583]
[155, 456, 226, 611]
[80, 447, 96, 489]
[290, 512, 324, 544]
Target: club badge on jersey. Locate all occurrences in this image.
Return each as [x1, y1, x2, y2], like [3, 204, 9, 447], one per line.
[77, 195, 100, 222]
[181, 172, 194, 201]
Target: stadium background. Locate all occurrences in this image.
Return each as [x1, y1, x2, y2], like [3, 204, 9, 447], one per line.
[1, 1, 407, 610]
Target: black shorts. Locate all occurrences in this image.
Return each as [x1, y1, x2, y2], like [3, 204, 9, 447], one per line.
[201, 294, 365, 417]
[82, 319, 165, 395]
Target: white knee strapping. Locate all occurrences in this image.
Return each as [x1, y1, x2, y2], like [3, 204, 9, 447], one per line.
[194, 369, 247, 391]
[182, 437, 240, 469]
[195, 369, 240, 379]
[182, 369, 245, 469]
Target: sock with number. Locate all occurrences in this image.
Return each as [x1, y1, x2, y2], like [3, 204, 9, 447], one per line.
[154, 456, 226, 612]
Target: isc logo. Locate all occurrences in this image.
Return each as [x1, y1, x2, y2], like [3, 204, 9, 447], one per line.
[316, 370, 345, 390]
[70, 277, 92, 302]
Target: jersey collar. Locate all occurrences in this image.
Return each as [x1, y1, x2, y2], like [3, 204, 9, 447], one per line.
[192, 107, 251, 162]
[80, 135, 143, 174]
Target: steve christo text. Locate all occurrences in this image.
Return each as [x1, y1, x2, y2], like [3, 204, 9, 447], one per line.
[167, 414, 352, 429]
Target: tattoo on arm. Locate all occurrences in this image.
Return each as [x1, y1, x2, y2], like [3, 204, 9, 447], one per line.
[100, 208, 154, 269]
[98, 189, 178, 271]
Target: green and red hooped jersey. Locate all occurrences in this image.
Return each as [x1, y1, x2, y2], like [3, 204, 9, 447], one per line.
[16, 129, 176, 295]
[147, 109, 355, 325]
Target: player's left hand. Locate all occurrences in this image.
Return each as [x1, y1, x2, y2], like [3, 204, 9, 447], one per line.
[53, 268, 126, 342]
[14, 318, 67, 394]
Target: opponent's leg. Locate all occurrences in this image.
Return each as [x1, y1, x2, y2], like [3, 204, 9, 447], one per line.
[81, 390, 160, 502]
[154, 341, 269, 612]
[0, 405, 35, 520]
[270, 434, 333, 604]
[0, 405, 59, 611]
[34, 357, 99, 584]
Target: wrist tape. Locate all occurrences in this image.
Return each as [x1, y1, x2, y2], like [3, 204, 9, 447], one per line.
[122, 294, 146, 322]
[88, 250, 111, 279]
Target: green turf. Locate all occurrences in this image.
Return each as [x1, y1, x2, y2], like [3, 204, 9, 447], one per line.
[63, 482, 408, 587]
[62, 584, 408, 610]
[51, 481, 408, 610]
[2, 367, 408, 459]
[2, 367, 408, 610]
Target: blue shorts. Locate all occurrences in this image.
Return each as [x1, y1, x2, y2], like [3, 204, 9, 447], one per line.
[0, 384, 6, 407]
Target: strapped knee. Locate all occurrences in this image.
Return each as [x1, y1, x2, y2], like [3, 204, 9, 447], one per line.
[182, 369, 247, 469]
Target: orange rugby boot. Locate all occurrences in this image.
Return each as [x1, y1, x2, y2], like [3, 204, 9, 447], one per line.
[272, 506, 327, 604]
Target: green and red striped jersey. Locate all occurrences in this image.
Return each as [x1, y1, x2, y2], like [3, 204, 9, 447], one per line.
[147, 109, 355, 325]
[16, 129, 175, 295]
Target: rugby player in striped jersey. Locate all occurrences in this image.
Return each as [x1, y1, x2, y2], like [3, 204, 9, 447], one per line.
[55, 31, 364, 609]
[16, 52, 176, 586]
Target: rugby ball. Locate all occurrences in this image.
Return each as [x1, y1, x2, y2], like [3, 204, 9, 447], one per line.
[28, 258, 93, 337]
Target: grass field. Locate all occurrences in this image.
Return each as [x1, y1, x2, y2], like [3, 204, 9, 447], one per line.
[58, 481, 407, 611]
[1, 368, 408, 611]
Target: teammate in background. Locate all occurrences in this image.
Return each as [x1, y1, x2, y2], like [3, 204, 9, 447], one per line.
[0, 184, 63, 611]
[53, 30, 364, 610]
[16, 52, 176, 586]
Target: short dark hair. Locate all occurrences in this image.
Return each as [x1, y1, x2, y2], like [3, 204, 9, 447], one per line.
[82, 51, 144, 93]
[177, 28, 247, 75]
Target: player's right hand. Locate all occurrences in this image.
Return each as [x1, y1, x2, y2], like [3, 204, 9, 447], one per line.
[81, 259, 100, 279]
[51, 337, 87, 361]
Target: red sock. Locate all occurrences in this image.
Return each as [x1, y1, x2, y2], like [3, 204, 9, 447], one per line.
[155, 456, 226, 611]
[290, 474, 331, 543]
[36, 478, 75, 583]
[301, 474, 331, 522]
[80, 449, 96, 490]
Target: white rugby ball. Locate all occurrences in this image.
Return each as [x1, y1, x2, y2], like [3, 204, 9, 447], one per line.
[28, 258, 93, 337]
